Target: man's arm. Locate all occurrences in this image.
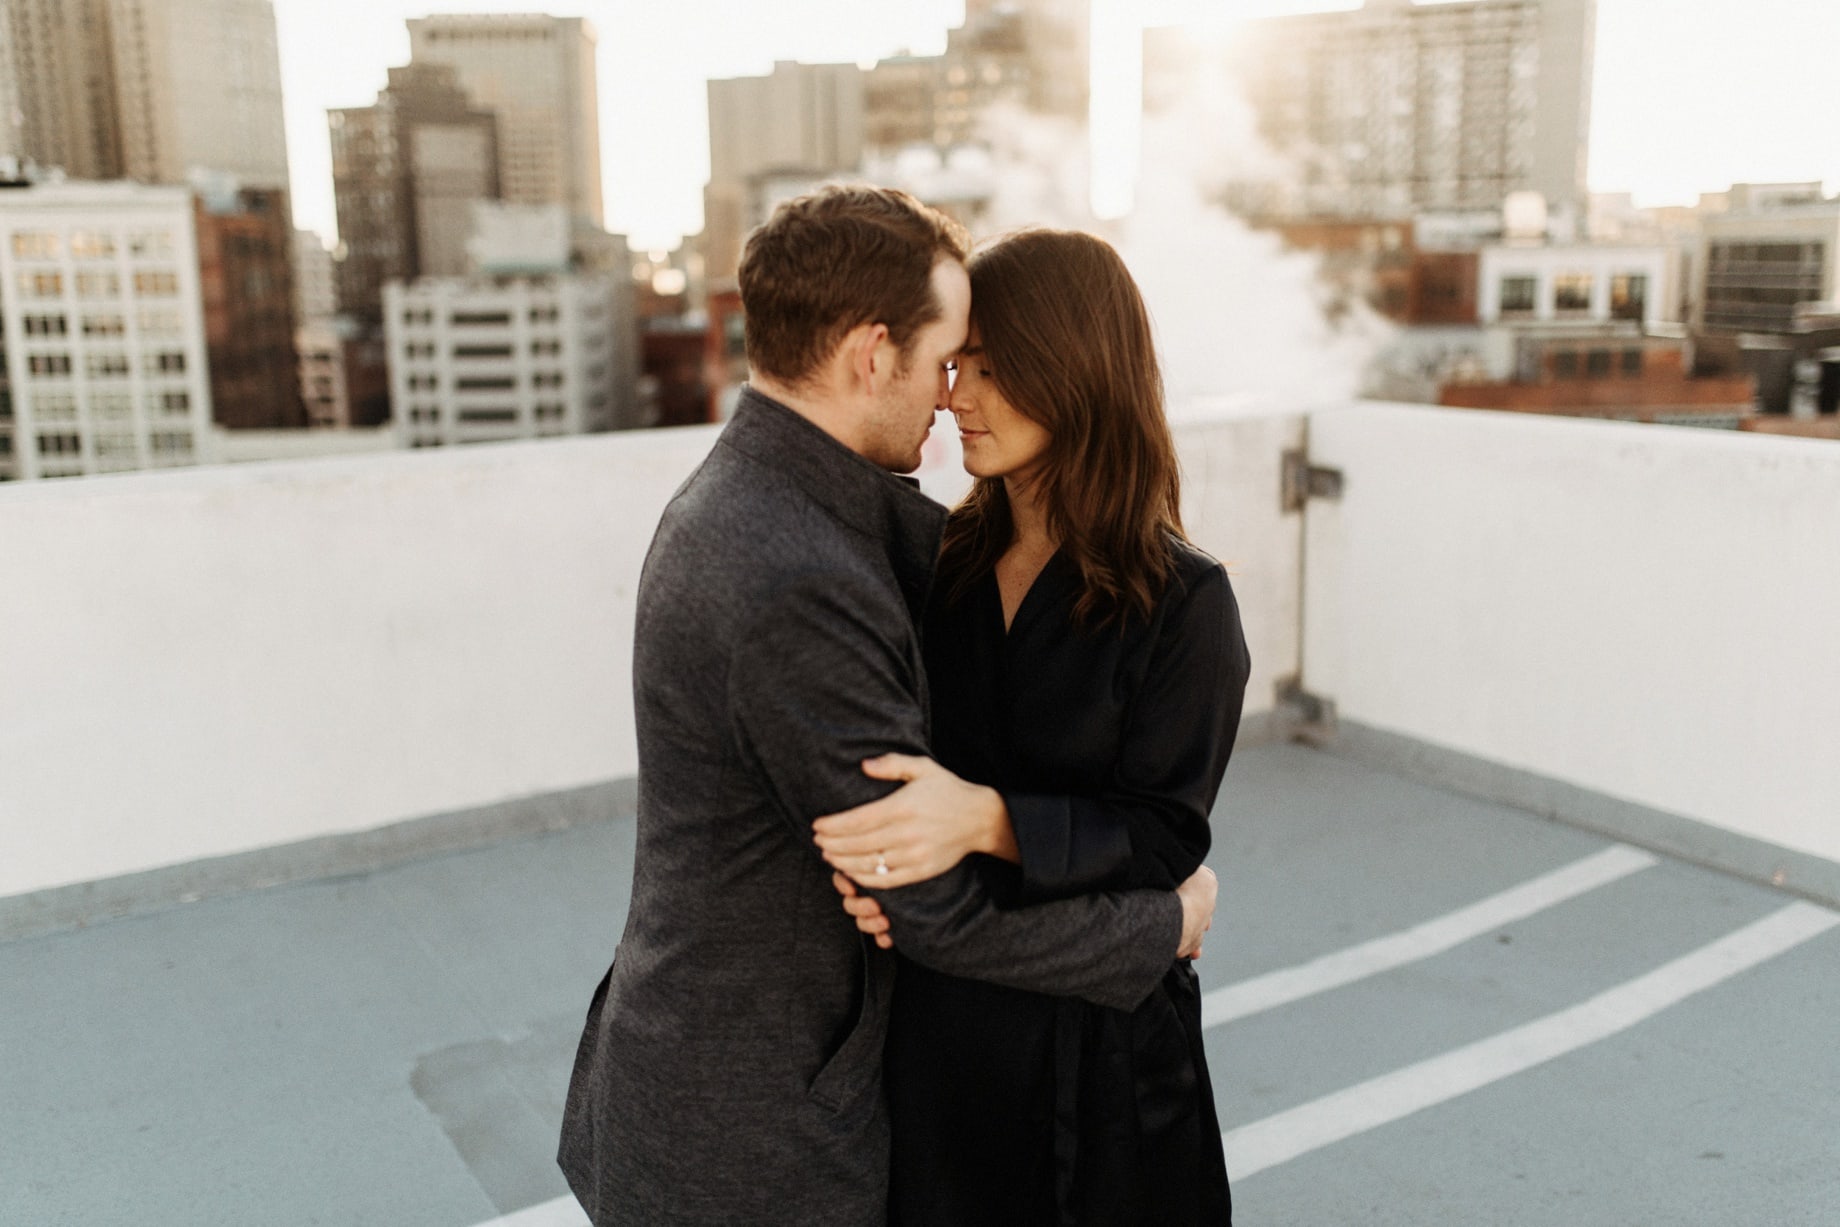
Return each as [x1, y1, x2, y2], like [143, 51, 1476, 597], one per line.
[729, 571, 1184, 1013]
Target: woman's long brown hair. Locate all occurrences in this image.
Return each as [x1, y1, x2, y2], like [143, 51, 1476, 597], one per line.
[938, 228, 1186, 630]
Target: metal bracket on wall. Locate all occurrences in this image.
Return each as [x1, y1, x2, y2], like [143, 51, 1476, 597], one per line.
[1281, 448, 1344, 513]
[1275, 674, 1338, 747]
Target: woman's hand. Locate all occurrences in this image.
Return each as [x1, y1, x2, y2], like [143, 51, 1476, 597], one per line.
[831, 872, 893, 949]
[813, 754, 1018, 888]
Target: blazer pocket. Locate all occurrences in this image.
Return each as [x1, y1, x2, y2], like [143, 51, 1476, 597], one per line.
[807, 939, 890, 1115]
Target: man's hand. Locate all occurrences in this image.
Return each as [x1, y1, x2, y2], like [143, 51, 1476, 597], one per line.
[1175, 865, 1218, 959]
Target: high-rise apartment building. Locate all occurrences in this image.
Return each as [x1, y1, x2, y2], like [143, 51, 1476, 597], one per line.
[1, 0, 123, 179]
[0, 180, 212, 480]
[193, 181, 302, 430]
[329, 63, 500, 324]
[107, 0, 290, 189]
[406, 15, 603, 227]
[862, 0, 1090, 154]
[1151, 0, 1595, 220]
[703, 61, 865, 283]
[0, 0, 288, 190]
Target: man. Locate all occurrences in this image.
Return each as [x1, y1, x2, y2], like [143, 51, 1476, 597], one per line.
[558, 185, 1217, 1226]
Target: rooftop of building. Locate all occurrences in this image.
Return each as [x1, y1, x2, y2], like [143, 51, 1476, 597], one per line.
[2, 401, 1836, 1224]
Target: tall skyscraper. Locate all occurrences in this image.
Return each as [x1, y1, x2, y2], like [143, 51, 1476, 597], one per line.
[0, 0, 289, 190]
[1, 0, 123, 179]
[406, 14, 604, 228]
[107, 0, 291, 189]
[1152, 0, 1596, 220]
[704, 61, 865, 282]
[329, 63, 500, 324]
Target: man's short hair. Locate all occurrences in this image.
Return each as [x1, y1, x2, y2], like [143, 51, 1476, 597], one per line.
[738, 184, 970, 388]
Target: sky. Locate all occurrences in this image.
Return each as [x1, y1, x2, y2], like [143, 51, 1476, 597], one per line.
[274, 0, 1840, 252]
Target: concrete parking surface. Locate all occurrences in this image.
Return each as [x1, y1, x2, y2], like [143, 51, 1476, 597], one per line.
[4, 743, 1836, 1225]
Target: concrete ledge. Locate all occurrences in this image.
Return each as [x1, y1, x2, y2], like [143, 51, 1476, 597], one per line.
[0, 778, 637, 944]
[1325, 719, 1840, 910]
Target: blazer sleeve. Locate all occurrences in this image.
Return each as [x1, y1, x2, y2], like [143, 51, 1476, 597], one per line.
[728, 570, 1182, 1013]
[1004, 564, 1252, 899]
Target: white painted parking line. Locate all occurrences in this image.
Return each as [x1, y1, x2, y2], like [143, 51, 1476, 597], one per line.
[1202, 844, 1659, 1028]
[1222, 900, 1840, 1181]
[472, 1194, 587, 1227]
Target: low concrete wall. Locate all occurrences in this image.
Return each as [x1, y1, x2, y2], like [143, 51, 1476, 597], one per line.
[1303, 405, 1840, 868]
[0, 411, 1302, 902]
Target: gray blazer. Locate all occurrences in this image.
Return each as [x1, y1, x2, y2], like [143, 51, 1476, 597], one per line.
[558, 388, 1183, 1226]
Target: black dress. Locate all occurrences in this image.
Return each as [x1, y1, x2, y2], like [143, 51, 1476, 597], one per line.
[887, 539, 1252, 1227]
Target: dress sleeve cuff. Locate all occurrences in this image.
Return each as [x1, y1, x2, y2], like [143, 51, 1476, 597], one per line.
[1004, 790, 1135, 902]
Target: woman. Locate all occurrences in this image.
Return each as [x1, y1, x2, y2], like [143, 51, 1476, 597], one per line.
[812, 228, 1251, 1225]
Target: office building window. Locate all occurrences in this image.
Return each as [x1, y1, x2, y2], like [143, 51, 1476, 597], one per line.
[134, 270, 180, 297]
[23, 314, 68, 337]
[88, 352, 132, 378]
[129, 231, 176, 258]
[83, 315, 127, 338]
[93, 392, 133, 420]
[1553, 273, 1593, 313]
[35, 391, 77, 420]
[150, 351, 186, 373]
[150, 389, 191, 416]
[138, 308, 183, 336]
[17, 270, 64, 298]
[77, 271, 122, 299]
[11, 231, 60, 259]
[70, 232, 118, 260]
[455, 376, 516, 391]
[37, 431, 82, 457]
[451, 311, 511, 327]
[1498, 275, 1537, 314]
[27, 353, 73, 377]
[1610, 273, 1648, 322]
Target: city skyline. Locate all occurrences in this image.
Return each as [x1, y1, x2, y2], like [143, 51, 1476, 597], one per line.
[272, 0, 1840, 250]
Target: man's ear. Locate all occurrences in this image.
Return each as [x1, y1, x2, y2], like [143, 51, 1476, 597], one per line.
[844, 322, 892, 393]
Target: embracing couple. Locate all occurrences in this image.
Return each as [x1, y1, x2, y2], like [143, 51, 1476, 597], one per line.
[558, 184, 1251, 1226]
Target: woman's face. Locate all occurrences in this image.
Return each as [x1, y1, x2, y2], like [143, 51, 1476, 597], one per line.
[947, 327, 1052, 483]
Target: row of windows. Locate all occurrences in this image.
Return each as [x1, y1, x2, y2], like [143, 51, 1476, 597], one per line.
[26, 389, 189, 419]
[1549, 348, 1646, 380]
[22, 350, 186, 378]
[14, 270, 182, 299]
[10, 231, 176, 260]
[1498, 273, 1647, 317]
[403, 306, 562, 328]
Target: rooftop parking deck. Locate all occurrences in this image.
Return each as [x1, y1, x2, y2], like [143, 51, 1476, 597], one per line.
[3, 742, 1835, 1225]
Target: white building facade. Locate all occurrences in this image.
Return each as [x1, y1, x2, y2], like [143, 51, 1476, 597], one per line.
[383, 273, 618, 449]
[1478, 243, 1679, 327]
[0, 180, 212, 480]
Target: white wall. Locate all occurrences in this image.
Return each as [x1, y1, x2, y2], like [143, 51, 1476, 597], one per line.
[0, 427, 718, 900]
[1303, 405, 1840, 866]
[0, 412, 1302, 900]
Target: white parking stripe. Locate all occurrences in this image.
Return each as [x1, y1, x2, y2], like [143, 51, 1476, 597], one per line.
[1203, 844, 1659, 1028]
[471, 1195, 587, 1227]
[1222, 900, 1840, 1181]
